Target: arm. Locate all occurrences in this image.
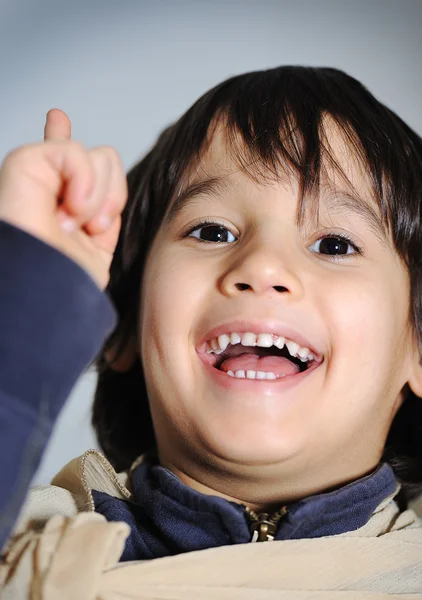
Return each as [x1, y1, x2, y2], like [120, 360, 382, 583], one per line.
[0, 220, 116, 548]
[0, 109, 127, 549]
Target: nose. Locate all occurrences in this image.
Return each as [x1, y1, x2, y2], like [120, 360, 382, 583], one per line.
[219, 240, 304, 299]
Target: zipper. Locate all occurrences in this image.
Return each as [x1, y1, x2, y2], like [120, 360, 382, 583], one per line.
[245, 505, 288, 542]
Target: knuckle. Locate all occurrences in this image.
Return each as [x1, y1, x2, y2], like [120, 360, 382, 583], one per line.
[90, 146, 113, 167]
[103, 145, 119, 159]
[4, 140, 87, 169]
[3, 145, 36, 171]
[101, 145, 122, 166]
[44, 138, 83, 151]
[66, 140, 85, 154]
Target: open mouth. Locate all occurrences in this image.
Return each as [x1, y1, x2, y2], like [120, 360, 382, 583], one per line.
[198, 331, 322, 381]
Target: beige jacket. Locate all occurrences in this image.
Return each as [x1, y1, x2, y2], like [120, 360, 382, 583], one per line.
[1, 450, 422, 600]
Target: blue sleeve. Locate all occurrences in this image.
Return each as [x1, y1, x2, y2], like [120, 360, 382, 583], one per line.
[0, 220, 117, 548]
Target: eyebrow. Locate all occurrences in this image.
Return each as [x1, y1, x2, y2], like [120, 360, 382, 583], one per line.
[315, 188, 389, 246]
[164, 176, 390, 245]
[164, 177, 229, 225]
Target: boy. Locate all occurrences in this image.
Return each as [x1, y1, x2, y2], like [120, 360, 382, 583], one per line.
[1, 66, 422, 597]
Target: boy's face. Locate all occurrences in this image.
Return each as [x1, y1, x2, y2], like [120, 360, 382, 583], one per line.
[138, 122, 422, 503]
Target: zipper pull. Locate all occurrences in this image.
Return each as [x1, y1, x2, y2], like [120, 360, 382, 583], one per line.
[245, 506, 288, 542]
[250, 514, 277, 542]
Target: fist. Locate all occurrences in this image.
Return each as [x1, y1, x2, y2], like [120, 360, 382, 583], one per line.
[0, 109, 127, 289]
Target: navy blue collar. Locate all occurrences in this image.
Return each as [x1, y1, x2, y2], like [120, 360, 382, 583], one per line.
[93, 459, 398, 561]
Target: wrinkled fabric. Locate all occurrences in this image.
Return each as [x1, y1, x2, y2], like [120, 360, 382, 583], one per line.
[94, 457, 398, 560]
[1, 450, 421, 599]
[1, 495, 422, 599]
[0, 221, 116, 549]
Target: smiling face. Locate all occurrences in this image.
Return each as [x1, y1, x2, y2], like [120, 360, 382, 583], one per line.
[138, 121, 422, 508]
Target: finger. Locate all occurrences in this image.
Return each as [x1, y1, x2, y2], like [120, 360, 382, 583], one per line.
[44, 108, 72, 141]
[109, 149, 128, 217]
[84, 147, 128, 237]
[44, 109, 73, 230]
[0, 141, 94, 230]
[89, 215, 122, 257]
[74, 148, 112, 227]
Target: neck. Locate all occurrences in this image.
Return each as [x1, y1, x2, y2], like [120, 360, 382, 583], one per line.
[157, 450, 381, 513]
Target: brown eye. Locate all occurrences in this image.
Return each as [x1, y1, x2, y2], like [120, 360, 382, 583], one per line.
[188, 224, 236, 243]
[310, 235, 358, 256]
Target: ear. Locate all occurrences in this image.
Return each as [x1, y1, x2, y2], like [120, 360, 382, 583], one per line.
[407, 340, 422, 398]
[104, 336, 138, 373]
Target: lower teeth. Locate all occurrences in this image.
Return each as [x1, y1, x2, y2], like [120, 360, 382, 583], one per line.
[226, 370, 284, 380]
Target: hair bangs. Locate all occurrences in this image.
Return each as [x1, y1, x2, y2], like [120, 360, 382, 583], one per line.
[174, 67, 418, 239]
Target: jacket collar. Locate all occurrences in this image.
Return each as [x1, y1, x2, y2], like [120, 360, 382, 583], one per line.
[93, 455, 399, 560]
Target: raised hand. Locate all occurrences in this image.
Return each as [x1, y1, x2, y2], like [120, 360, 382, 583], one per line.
[0, 109, 127, 289]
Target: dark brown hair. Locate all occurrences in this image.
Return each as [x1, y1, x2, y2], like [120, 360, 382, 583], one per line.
[92, 66, 422, 503]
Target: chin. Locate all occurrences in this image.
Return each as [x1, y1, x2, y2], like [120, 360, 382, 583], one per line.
[192, 420, 304, 467]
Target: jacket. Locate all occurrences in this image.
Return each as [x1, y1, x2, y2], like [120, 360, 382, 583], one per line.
[1, 449, 421, 599]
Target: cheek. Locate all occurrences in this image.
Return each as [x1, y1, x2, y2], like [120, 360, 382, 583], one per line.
[319, 266, 409, 397]
[139, 248, 211, 368]
[139, 247, 219, 435]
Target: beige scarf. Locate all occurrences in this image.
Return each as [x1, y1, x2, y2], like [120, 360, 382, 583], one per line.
[1, 450, 421, 600]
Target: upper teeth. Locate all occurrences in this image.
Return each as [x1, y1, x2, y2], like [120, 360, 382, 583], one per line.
[206, 332, 314, 363]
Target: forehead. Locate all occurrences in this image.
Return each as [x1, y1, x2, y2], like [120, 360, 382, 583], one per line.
[186, 116, 374, 199]
[166, 117, 389, 243]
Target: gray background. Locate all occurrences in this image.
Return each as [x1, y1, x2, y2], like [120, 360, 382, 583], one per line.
[0, 0, 421, 499]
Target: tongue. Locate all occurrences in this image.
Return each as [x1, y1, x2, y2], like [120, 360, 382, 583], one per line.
[220, 353, 300, 377]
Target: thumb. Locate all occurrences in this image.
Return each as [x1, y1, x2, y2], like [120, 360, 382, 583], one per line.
[44, 108, 72, 141]
[43, 109, 75, 230]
